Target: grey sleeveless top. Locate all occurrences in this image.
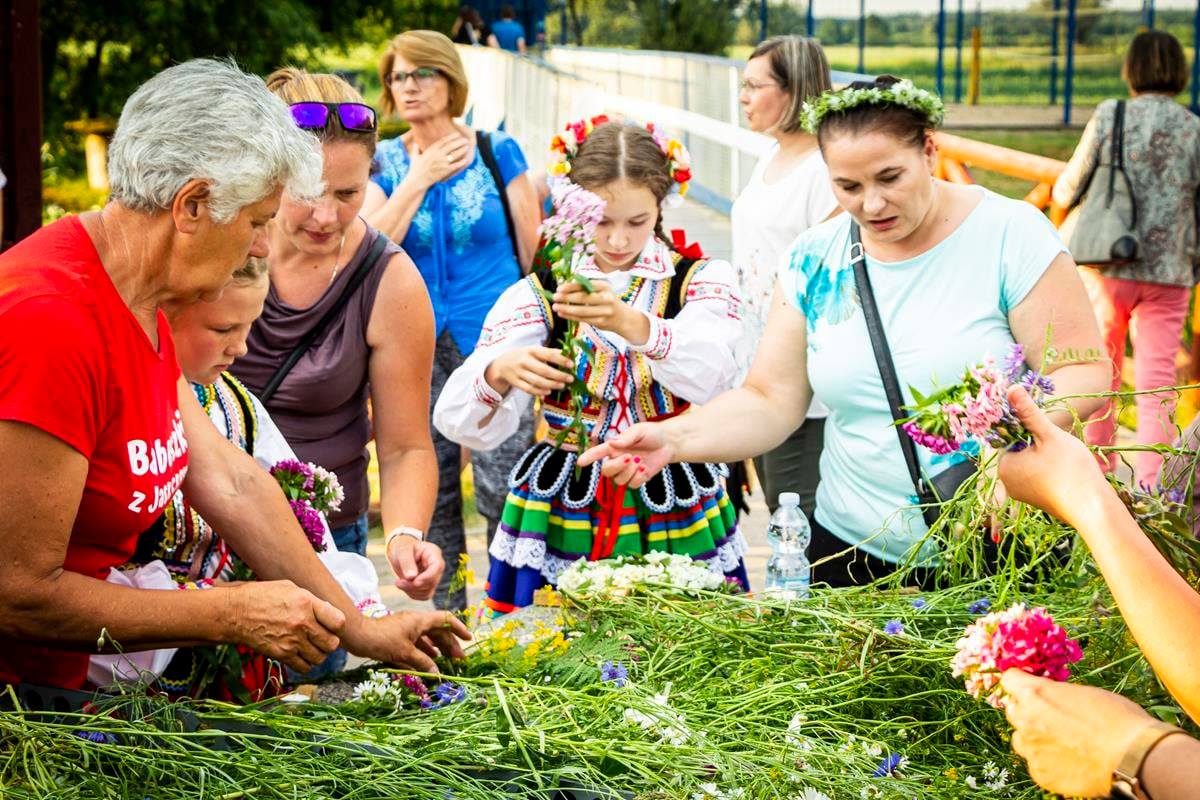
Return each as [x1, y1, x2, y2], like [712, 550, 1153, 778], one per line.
[232, 224, 402, 529]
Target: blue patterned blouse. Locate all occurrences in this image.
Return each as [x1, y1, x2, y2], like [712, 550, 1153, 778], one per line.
[371, 130, 527, 355]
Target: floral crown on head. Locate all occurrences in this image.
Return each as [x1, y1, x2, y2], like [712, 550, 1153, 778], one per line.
[548, 115, 693, 202]
[799, 78, 945, 135]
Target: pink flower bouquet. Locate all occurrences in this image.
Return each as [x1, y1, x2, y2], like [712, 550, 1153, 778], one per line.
[950, 602, 1083, 709]
[901, 343, 1053, 455]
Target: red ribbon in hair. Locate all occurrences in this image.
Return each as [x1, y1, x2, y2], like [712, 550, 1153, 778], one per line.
[670, 229, 704, 260]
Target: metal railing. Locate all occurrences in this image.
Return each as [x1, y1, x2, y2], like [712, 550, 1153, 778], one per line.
[458, 45, 871, 214]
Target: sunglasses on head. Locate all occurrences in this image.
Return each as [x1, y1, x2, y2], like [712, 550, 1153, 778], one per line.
[387, 67, 442, 86]
[289, 102, 377, 133]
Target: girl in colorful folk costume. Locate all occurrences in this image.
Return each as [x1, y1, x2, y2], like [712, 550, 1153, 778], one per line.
[434, 120, 749, 612]
[89, 258, 384, 696]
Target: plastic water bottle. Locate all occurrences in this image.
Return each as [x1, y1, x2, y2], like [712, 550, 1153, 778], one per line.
[765, 492, 811, 599]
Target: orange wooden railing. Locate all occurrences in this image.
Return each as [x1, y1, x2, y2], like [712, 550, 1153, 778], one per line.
[933, 132, 1069, 225]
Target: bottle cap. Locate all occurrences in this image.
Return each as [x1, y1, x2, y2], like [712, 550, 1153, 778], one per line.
[778, 492, 800, 508]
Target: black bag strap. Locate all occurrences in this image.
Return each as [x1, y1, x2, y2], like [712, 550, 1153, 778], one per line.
[1108, 99, 1139, 229]
[848, 222, 926, 498]
[477, 130, 522, 267]
[260, 232, 390, 403]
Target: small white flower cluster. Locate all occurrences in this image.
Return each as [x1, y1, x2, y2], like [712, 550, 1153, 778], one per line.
[964, 761, 1011, 792]
[558, 551, 724, 598]
[799, 79, 945, 134]
[692, 784, 745, 800]
[350, 670, 404, 708]
[622, 685, 691, 746]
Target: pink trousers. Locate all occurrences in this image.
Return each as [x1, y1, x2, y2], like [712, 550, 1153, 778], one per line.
[1081, 270, 1191, 486]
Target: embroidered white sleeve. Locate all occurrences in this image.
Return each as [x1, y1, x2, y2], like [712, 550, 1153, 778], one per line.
[642, 258, 743, 404]
[433, 279, 548, 451]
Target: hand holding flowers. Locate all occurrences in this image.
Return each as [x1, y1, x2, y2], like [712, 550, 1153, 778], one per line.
[1001, 670, 1162, 798]
[552, 279, 651, 345]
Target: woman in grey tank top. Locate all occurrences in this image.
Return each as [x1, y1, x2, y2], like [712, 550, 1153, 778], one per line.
[232, 69, 446, 606]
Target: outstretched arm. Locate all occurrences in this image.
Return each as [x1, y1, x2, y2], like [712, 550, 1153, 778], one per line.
[999, 385, 1200, 723]
[580, 281, 812, 485]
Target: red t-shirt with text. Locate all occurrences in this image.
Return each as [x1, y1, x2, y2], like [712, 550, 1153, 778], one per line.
[0, 216, 188, 689]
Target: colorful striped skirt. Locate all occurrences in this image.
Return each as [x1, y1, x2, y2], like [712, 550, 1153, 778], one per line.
[485, 442, 749, 613]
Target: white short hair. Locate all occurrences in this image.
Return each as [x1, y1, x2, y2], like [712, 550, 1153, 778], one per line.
[108, 58, 323, 223]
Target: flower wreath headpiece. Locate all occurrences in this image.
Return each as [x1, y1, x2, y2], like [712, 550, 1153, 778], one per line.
[799, 79, 945, 135]
[548, 115, 693, 203]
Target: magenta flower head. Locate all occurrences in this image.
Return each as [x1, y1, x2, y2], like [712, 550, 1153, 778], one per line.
[539, 180, 606, 258]
[288, 499, 327, 552]
[950, 603, 1083, 709]
[901, 421, 958, 455]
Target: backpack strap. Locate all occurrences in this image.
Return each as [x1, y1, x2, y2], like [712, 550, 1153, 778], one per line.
[477, 130, 522, 266]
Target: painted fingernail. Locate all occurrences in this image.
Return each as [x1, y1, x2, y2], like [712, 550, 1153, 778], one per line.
[638, 466, 645, 473]
[623, 456, 631, 463]
[633, 456, 641, 464]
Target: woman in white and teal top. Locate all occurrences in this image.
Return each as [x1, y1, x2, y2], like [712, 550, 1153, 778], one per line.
[581, 75, 1108, 586]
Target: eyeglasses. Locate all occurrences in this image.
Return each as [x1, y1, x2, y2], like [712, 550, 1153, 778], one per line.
[387, 67, 442, 87]
[289, 102, 378, 133]
[739, 78, 779, 94]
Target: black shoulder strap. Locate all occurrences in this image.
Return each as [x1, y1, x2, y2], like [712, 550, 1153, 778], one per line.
[848, 222, 925, 498]
[1109, 99, 1139, 228]
[477, 130, 521, 265]
[260, 232, 390, 403]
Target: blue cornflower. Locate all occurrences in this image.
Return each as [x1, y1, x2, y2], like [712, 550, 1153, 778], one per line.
[430, 682, 466, 708]
[883, 620, 904, 636]
[72, 730, 116, 744]
[910, 598, 928, 610]
[600, 660, 628, 687]
[968, 598, 991, 615]
[872, 753, 906, 778]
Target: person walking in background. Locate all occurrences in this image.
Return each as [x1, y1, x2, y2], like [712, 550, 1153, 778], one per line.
[363, 31, 542, 611]
[488, 5, 527, 55]
[730, 35, 838, 522]
[1053, 30, 1200, 488]
[450, 5, 487, 46]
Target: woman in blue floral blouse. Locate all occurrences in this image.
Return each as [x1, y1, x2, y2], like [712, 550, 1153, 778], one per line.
[363, 30, 541, 611]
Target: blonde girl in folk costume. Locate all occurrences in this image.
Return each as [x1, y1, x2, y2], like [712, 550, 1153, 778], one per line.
[434, 120, 750, 613]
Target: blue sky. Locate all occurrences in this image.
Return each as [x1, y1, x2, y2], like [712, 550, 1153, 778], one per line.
[818, 1, 1193, 13]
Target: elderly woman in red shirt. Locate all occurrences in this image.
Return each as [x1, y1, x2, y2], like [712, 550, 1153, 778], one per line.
[0, 58, 468, 691]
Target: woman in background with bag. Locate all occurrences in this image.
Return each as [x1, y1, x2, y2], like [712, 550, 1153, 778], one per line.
[362, 31, 542, 612]
[581, 77, 1106, 587]
[1053, 30, 1200, 487]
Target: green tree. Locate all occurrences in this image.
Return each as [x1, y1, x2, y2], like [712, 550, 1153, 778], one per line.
[864, 13, 891, 46]
[633, 0, 746, 54]
[1033, 0, 1110, 45]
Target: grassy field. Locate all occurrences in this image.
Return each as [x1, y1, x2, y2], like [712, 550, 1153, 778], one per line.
[729, 43, 1194, 107]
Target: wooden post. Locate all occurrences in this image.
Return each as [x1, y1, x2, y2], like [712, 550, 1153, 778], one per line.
[84, 135, 110, 193]
[0, 0, 43, 249]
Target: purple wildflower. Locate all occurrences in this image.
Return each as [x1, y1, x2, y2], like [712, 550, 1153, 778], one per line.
[1018, 370, 1055, 401]
[73, 730, 116, 744]
[883, 620, 904, 636]
[968, 598, 992, 615]
[600, 660, 628, 687]
[288, 499, 326, 551]
[910, 598, 928, 610]
[1002, 343, 1026, 382]
[872, 753, 905, 778]
[901, 421, 959, 455]
[1163, 487, 1187, 507]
